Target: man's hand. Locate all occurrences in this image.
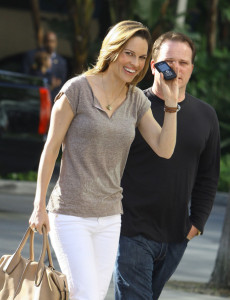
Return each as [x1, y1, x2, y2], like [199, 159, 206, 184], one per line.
[187, 225, 200, 240]
[51, 77, 62, 90]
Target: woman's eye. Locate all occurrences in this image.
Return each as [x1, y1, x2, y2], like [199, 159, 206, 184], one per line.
[125, 51, 133, 56]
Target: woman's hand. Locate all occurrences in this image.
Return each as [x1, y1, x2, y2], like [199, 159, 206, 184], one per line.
[160, 71, 179, 107]
[29, 204, 50, 235]
[138, 72, 179, 159]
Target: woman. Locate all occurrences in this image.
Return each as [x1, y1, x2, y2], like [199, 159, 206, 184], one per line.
[29, 20, 179, 300]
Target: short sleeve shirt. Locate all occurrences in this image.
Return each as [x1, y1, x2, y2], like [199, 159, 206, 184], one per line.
[47, 75, 151, 217]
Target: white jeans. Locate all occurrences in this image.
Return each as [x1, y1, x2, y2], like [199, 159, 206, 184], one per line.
[49, 213, 121, 300]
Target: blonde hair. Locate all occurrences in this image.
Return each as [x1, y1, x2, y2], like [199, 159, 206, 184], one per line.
[85, 20, 152, 87]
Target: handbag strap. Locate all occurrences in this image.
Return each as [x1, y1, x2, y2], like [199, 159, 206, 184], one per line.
[17, 226, 35, 261]
[3, 225, 54, 279]
[35, 225, 54, 286]
[3, 227, 35, 274]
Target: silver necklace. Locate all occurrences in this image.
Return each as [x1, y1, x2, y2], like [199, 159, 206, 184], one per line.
[102, 74, 125, 111]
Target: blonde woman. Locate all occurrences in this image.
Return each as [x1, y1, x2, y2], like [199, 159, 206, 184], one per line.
[29, 20, 179, 300]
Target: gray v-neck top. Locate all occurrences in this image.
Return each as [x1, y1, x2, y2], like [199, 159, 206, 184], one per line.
[47, 75, 151, 217]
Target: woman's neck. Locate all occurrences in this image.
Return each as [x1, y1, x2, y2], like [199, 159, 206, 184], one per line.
[101, 70, 127, 95]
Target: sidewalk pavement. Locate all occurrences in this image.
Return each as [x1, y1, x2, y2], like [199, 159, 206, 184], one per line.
[0, 179, 229, 300]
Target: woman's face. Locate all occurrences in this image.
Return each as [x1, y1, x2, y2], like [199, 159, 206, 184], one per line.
[109, 36, 148, 83]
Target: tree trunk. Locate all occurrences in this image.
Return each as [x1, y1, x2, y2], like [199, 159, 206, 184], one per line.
[151, 0, 172, 42]
[67, 0, 94, 74]
[176, 0, 188, 28]
[207, 0, 219, 55]
[209, 191, 230, 288]
[109, 0, 130, 24]
[29, 0, 43, 48]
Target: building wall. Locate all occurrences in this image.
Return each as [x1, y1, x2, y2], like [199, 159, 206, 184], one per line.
[0, 8, 72, 61]
[0, 8, 36, 60]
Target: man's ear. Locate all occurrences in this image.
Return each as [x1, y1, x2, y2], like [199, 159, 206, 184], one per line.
[191, 64, 194, 73]
[150, 59, 155, 75]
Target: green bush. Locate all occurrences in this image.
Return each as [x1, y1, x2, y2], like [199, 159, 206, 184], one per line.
[187, 49, 230, 193]
[187, 49, 230, 155]
[218, 154, 230, 192]
[0, 171, 37, 182]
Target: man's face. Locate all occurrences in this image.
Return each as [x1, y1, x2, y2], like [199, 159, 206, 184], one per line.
[152, 40, 194, 92]
[44, 33, 57, 54]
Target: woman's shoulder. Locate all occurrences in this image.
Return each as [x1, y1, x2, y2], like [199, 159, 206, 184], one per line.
[54, 75, 87, 104]
[63, 74, 86, 89]
[128, 85, 149, 101]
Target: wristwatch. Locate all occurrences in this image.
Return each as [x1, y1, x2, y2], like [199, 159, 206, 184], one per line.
[196, 230, 201, 236]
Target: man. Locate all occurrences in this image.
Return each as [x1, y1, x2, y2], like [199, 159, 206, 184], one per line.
[114, 32, 220, 300]
[22, 31, 67, 101]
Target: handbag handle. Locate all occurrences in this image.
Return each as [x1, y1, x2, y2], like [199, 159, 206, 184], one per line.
[35, 225, 54, 286]
[3, 225, 55, 286]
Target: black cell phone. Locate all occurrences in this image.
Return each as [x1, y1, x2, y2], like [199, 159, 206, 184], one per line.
[154, 61, 177, 80]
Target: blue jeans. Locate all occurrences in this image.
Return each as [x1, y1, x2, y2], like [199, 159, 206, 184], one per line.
[114, 235, 188, 300]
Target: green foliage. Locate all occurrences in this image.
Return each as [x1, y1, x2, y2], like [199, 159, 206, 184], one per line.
[131, 0, 166, 29]
[0, 171, 37, 182]
[187, 49, 230, 154]
[223, 7, 230, 21]
[221, 0, 230, 21]
[218, 154, 230, 192]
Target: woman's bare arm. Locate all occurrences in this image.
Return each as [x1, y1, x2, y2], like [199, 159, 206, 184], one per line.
[29, 95, 74, 234]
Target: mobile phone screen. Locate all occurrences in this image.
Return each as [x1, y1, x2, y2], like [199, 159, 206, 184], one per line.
[158, 64, 170, 72]
[154, 61, 177, 80]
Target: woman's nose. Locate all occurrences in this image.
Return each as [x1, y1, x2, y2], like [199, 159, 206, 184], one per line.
[131, 56, 139, 68]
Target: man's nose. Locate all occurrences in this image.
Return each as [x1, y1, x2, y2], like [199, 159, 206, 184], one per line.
[168, 61, 179, 74]
[170, 61, 179, 69]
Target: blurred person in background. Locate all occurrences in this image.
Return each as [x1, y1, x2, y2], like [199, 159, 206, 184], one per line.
[29, 50, 52, 84]
[114, 31, 220, 300]
[22, 31, 67, 101]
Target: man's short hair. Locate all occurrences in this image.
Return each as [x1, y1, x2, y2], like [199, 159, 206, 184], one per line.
[152, 32, 196, 63]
